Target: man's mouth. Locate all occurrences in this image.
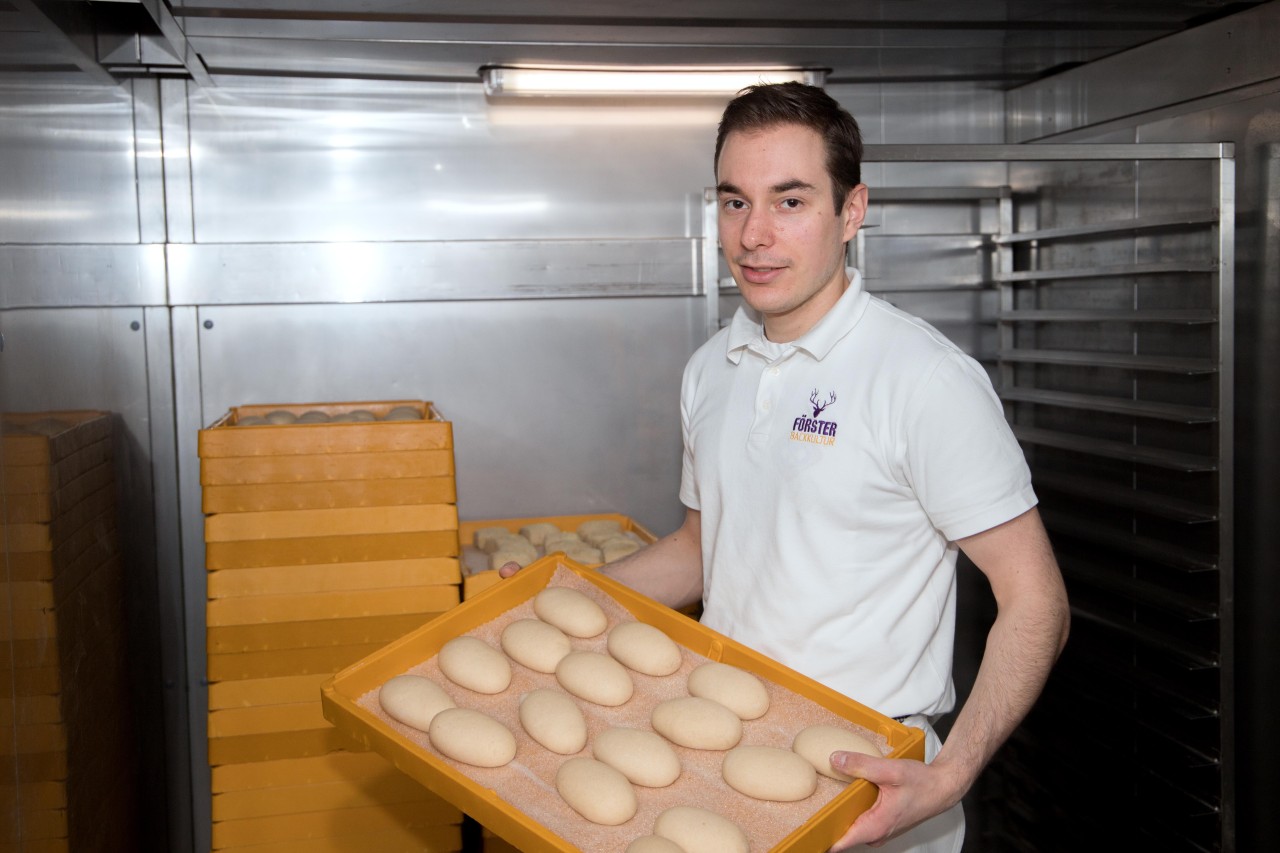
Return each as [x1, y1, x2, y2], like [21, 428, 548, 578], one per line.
[737, 262, 786, 285]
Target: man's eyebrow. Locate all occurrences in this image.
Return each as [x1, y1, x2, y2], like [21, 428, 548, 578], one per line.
[715, 179, 818, 195]
[772, 179, 818, 194]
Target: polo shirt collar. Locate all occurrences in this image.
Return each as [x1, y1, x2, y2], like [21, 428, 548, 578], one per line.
[724, 268, 870, 364]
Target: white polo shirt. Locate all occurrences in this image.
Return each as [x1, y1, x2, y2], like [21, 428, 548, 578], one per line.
[680, 270, 1036, 718]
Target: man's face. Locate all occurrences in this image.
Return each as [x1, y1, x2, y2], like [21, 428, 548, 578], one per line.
[716, 123, 867, 342]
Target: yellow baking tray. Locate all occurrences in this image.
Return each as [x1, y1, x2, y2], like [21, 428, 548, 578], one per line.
[206, 586, 459, 627]
[208, 725, 359, 767]
[209, 674, 333, 711]
[1, 410, 112, 467]
[206, 530, 458, 570]
[2, 462, 113, 524]
[321, 556, 925, 853]
[201, 450, 454, 487]
[458, 512, 656, 600]
[207, 642, 396, 683]
[210, 750, 412, 793]
[202, 476, 456, 514]
[211, 773, 459, 822]
[2, 438, 111, 495]
[210, 799, 459, 849]
[208, 557, 460, 598]
[211, 824, 461, 853]
[205, 504, 457, 543]
[207, 613, 443, 654]
[199, 400, 451, 458]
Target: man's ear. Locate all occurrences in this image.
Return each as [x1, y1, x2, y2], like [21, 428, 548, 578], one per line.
[841, 184, 869, 242]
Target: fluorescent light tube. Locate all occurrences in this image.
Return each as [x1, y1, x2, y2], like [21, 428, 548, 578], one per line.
[481, 66, 825, 97]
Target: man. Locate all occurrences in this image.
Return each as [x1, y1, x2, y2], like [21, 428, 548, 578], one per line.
[507, 82, 1069, 852]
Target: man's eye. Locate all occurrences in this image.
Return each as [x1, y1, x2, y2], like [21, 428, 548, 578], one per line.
[723, 199, 747, 211]
[781, 198, 803, 209]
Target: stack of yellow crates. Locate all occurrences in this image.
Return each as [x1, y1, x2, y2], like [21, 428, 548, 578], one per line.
[1, 411, 137, 852]
[199, 400, 464, 853]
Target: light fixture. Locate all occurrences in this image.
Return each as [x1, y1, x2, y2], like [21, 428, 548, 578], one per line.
[480, 66, 825, 98]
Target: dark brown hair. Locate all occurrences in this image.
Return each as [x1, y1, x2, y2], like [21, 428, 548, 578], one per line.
[714, 82, 864, 212]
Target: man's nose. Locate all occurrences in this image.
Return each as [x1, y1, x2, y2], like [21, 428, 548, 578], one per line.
[740, 207, 772, 248]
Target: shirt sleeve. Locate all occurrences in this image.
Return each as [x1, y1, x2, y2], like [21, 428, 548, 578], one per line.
[899, 350, 1038, 541]
[678, 355, 701, 512]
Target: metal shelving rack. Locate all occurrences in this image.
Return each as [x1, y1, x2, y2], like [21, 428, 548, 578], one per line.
[701, 143, 1236, 852]
[991, 145, 1235, 853]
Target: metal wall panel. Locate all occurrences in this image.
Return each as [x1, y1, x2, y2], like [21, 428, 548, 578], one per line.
[0, 85, 140, 244]
[0, 244, 168, 307]
[191, 297, 697, 533]
[1006, 3, 1280, 142]
[184, 78, 719, 243]
[166, 239, 698, 304]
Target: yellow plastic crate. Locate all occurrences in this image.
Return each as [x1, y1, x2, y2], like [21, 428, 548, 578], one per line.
[322, 556, 925, 853]
[207, 612, 438, 655]
[207, 557, 460, 598]
[210, 823, 461, 853]
[208, 642, 399, 683]
[210, 750, 416, 793]
[202, 476, 456, 514]
[199, 400, 451, 458]
[206, 587, 459, 627]
[211, 772, 456, 822]
[210, 800, 459, 849]
[205, 530, 459, 570]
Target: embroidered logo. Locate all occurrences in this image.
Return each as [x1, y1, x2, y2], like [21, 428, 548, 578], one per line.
[791, 389, 838, 446]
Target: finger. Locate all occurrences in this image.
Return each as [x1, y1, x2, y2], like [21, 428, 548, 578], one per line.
[831, 751, 901, 785]
[496, 561, 522, 578]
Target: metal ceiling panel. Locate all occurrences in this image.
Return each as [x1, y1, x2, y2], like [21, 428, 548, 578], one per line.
[0, 0, 1268, 89]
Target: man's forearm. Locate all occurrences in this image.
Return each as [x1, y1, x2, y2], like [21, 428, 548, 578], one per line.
[600, 509, 703, 610]
[929, 589, 1069, 797]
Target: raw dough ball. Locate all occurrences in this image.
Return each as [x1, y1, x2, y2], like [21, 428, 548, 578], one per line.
[626, 837, 685, 853]
[500, 618, 572, 673]
[555, 651, 634, 706]
[473, 526, 512, 551]
[489, 541, 537, 570]
[533, 587, 608, 638]
[650, 697, 741, 750]
[518, 688, 587, 755]
[236, 415, 267, 426]
[555, 757, 637, 826]
[384, 405, 423, 420]
[721, 745, 818, 801]
[577, 518, 623, 546]
[518, 522, 561, 547]
[653, 805, 748, 853]
[542, 531, 582, 553]
[601, 535, 642, 563]
[297, 410, 330, 423]
[606, 622, 682, 677]
[792, 724, 882, 781]
[687, 662, 770, 720]
[330, 412, 358, 423]
[428, 707, 516, 768]
[482, 532, 530, 554]
[264, 410, 297, 425]
[349, 409, 377, 421]
[560, 542, 603, 565]
[592, 727, 681, 787]
[437, 636, 511, 694]
[378, 674, 455, 732]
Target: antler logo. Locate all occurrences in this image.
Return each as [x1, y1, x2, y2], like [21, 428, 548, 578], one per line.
[809, 388, 836, 418]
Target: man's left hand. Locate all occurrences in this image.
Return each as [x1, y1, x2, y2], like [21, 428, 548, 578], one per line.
[825, 749, 963, 851]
